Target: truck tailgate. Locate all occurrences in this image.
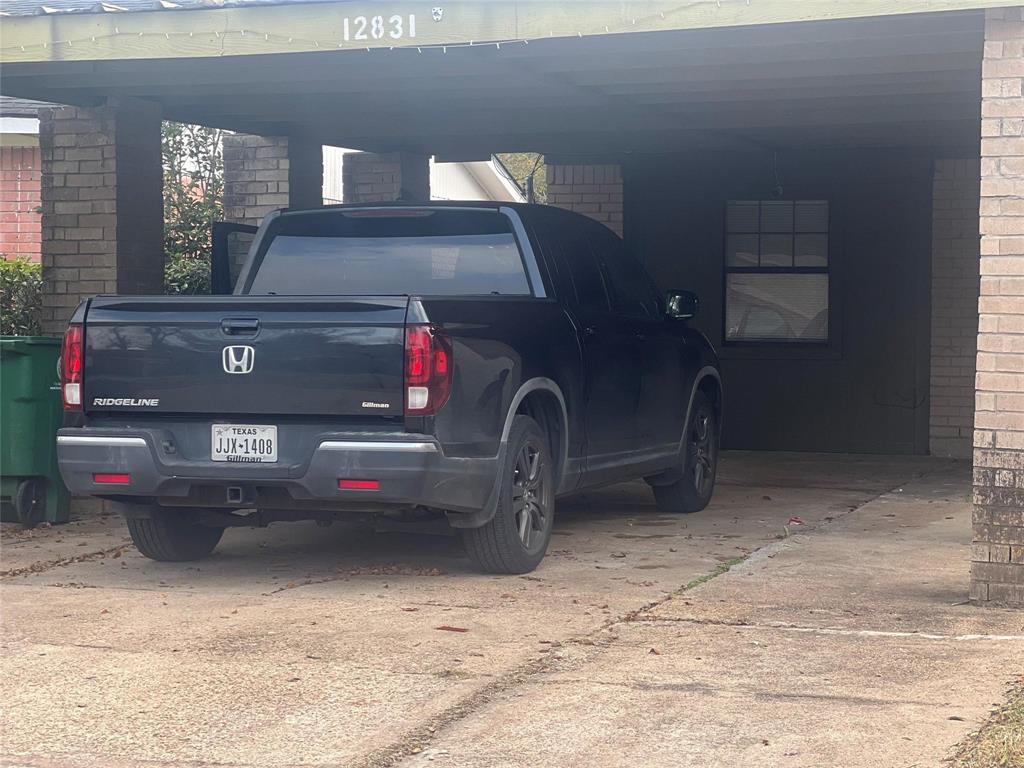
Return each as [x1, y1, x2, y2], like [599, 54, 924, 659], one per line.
[83, 296, 408, 417]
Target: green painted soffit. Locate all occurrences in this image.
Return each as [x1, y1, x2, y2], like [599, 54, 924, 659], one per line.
[1, 0, 1017, 63]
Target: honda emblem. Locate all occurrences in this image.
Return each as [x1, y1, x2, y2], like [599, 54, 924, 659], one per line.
[222, 345, 255, 374]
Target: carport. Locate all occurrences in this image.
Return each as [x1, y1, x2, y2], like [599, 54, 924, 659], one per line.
[2, 0, 1023, 604]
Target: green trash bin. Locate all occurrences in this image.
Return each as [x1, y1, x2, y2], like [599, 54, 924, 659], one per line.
[0, 336, 71, 526]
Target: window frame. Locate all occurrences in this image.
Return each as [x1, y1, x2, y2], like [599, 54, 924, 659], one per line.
[722, 199, 832, 348]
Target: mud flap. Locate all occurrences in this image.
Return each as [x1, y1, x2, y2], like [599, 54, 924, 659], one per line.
[444, 442, 508, 529]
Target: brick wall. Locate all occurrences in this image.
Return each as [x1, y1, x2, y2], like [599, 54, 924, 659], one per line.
[223, 134, 325, 221]
[930, 159, 980, 458]
[972, 6, 1024, 605]
[342, 151, 429, 203]
[0, 146, 42, 262]
[222, 134, 324, 282]
[545, 164, 623, 236]
[38, 101, 163, 336]
[223, 135, 291, 226]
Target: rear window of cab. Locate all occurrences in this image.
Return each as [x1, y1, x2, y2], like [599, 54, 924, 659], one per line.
[245, 209, 531, 297]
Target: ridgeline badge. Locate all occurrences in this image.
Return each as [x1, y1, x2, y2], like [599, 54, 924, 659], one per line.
[92, 398, 160, 407]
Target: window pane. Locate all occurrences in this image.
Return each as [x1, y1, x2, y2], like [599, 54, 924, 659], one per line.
[726, 274, 828, 341]
[248, 210, 530, 296]
[532, 212, 577, 304]
[251, 234, 530, 296]
[570, 257, 609, 311]
[587, 224, 658, 318]
[760, 201, 793, 233]
[540, 210, 611, 312]
[726, 234, 759, 266]
[760, 234, 793, 267]
[795, 201, 828, 232]
[726, 201, 759, 233]
[602, 254, 659, 318]
[795, 233, 828, 267]
[559, 225, 609, 311]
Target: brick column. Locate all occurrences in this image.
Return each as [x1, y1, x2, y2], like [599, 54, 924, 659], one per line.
[546, 164, 623, 236]
[341, 151, 429, 203]
[972, 6, 1024, 605]
[223, 134, 323, 226]
[38, 99, 163, 335]
[930, 159, 980, 459]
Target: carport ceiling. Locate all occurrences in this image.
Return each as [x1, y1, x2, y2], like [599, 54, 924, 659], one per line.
[1, 11, 985, 156]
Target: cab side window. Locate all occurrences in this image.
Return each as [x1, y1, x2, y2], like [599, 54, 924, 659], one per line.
[536, 210, 610, 312]
[585, 223, 659, 319]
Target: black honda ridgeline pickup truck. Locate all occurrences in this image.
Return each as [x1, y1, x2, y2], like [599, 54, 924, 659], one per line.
[57, 203, 721, 574]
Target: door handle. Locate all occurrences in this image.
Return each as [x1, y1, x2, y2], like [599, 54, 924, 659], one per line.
[221, 317, 260, 336]
[583, 325, 598, 337]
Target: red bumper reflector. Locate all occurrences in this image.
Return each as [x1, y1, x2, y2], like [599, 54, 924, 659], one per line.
[338, 479, 380, 491]
[93, 473, 130, 485]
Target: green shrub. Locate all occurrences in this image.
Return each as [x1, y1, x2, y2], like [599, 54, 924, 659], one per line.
[164, 254, 211, 295]
[0, 258, 43, 336]
[163, 121, 221, 297]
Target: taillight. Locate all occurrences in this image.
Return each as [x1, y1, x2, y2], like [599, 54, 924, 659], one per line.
[404, 324, 452, 415]
[61, 324, 83, 411]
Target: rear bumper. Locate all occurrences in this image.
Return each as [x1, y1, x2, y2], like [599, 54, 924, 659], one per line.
[56, 428, 497, 514]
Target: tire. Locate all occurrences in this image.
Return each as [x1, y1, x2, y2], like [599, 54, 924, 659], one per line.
[462, 415, 555, 574]
[15, 478, 46, 528]
[125, 506, 224, 562]
[652, 391, 718, 513]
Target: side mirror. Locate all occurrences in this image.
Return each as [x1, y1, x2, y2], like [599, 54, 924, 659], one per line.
[666, 290, 699, 320]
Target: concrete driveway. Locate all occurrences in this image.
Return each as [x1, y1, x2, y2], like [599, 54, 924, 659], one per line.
[1, 452, 1021, 768]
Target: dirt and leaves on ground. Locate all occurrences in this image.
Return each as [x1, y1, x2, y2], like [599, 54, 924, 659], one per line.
[0, 520, 52, 543]
[949, 677, 1024, 768]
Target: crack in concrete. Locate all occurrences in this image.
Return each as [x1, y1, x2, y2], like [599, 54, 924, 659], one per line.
[510, 676, 949, 707]
[350, 634, 604, 768]
[765, 625, 1024, 642]
[0, 543, 133, 580]
[627, 616, 1024, 642]
[263, 575, 349, 595]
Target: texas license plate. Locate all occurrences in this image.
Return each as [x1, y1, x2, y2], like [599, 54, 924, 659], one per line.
[211, 424, 278, 463]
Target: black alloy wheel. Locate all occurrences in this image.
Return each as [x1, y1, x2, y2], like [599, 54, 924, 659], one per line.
[462, 415, 555, 574]
[651, 391, 718, 513]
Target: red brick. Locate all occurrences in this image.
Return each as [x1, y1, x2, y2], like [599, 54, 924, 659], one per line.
[0, 146, 42, 262]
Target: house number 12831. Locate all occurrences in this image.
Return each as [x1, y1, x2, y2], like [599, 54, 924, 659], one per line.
[343, 14, 417, 41]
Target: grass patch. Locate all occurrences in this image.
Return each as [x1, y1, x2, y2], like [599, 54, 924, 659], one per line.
[948, 678, 1024, 768]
